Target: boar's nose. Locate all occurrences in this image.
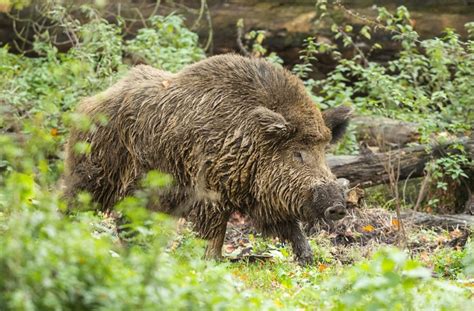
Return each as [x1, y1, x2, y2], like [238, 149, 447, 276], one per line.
[324, 204, 347, 221]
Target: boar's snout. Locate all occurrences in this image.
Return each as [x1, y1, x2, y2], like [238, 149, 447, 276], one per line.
[309, 178, 349, 221]
[324, 203, 347, 220]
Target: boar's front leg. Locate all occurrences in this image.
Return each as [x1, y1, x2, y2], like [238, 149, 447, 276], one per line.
[189, 201, 230, 260]
[277, 221, 314, 265]
[204, 221, 227, 260]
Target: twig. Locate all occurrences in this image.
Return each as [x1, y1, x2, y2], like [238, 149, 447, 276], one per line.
[203, 0, 213, 53]
[191, 0, 205, 31]
[384, 150, 408, 249]
[401, 169, 416, 204]
[148, 0, 161, 18]
[236, 19, 251, 57]
[132, 7, 148, 29]
[414, 170, 431, 211]
[336, 26, 369, 67]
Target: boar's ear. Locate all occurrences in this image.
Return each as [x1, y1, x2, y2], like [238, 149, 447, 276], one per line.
[251, 106, 294, 138]
[322, 106, 353, 144]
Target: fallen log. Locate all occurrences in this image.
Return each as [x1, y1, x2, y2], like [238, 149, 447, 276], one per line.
[401, 210, 474, 229]
[327, 136, 474, 188]
[200, 0, 474, 68]
[352, 115, 420, 149]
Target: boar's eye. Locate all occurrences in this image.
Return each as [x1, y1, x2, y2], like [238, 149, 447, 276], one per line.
[293, 151, 304, 163]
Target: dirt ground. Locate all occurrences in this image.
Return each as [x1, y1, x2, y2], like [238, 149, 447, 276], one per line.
[223, 207, 471, 265]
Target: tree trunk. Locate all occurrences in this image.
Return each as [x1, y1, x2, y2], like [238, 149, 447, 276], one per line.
[327, 136, 474, 188]
[401, 210, 474, 228]
[352, 116, 420, 149]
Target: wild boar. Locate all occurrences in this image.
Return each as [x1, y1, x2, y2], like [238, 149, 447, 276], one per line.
[64, 54, 351, 265]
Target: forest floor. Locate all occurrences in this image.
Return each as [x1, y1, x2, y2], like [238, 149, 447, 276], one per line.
[98, 203, 472, 272]
[222, 207, 470, 267]
[217, 206, 473, 305]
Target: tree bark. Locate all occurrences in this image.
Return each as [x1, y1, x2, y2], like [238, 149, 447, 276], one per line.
[401, 210, 474, 228]
[327, 136, 474, 188]
[352, 116, 420, 149]
[200, 0, 474, 68]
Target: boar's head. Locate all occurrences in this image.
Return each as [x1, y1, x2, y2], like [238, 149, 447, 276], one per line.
[250, 104, 352, 223]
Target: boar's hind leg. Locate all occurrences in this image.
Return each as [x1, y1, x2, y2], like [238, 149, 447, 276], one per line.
[274, 222, 314, 266]
[189, 201, 230, 260]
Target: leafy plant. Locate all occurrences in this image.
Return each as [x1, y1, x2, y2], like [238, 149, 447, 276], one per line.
[0, 187, 272, 310]
[126, 15, 205, 72]
[320, 248, 472, 310]
[312, 2, 473, 134]
[431, 247, 467, 278]
[236, 19, 283, 66]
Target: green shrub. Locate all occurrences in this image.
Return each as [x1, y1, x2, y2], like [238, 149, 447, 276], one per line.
[311, 4, 474, 136]
[0, 196, 273, 310]
[300, 248, 473, 310]
[302, 2, 473, 147]
[126, 15, 205, 72]
[431, 247, 467, 278]
[0, 6, 204, 140]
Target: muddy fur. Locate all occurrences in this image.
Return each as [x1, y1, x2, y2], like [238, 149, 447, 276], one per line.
[64, 54, 351, 264]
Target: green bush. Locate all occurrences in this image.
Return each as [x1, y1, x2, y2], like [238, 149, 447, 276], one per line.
[126, 15, 205, 72]
[0, 6, 204, 141]
[298, 248, 473, 310]
[297, 2, 473, 155]
[312, 4, 473, 134]
[0, 194, 272, 310]
[431, 247, 467, 278]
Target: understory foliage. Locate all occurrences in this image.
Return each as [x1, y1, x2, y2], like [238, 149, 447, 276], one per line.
[0, 1, 473, 310]
[0, 5, 203, 140]
[300, 1, 473, 211]
[310, 2, 473, 137]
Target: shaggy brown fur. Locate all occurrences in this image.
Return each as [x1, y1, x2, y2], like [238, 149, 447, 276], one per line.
[64, 54, 351, 264]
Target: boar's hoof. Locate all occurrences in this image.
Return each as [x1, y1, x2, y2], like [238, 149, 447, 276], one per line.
[204, 246, 223, 261]
[296, 252, 314, 266]
[204, 235, 225, 261]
